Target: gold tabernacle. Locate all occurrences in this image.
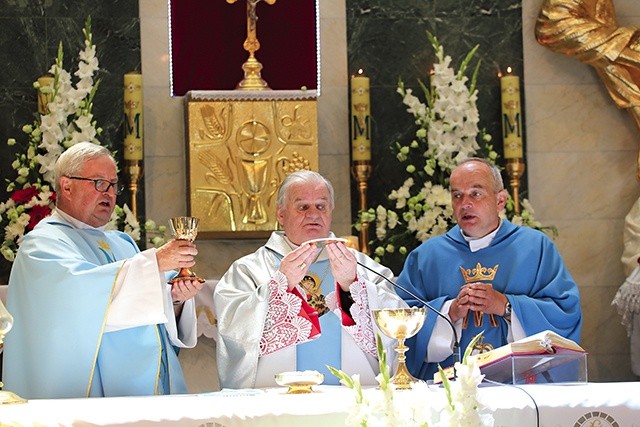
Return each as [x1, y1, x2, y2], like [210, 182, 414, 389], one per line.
[185, 90, 318, 238]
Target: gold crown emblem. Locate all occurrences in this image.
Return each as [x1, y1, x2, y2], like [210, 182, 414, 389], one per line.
[459, 263, 498, 283]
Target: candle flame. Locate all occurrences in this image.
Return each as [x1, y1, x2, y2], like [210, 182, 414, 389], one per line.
[358, 69, 364, 75]
[506, 66, 513, 74]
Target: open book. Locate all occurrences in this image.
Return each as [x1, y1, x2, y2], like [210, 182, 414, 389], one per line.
[434, 330, 586, 383]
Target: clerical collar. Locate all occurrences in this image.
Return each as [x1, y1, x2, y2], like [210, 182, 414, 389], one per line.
[53, 208, 107, 231]
[460, 221, 501, 252]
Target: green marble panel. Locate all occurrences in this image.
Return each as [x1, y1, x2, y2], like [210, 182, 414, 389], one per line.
[348, 0, 527, 250]
[0, 0, 141, 227]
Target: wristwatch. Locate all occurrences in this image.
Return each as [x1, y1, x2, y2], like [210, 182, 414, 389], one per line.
[503, 300, 512, 320]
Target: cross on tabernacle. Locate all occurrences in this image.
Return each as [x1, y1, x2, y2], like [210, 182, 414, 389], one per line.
[226, 0, 276, 90]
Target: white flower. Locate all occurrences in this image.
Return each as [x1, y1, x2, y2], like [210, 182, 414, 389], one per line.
[0, 16, 153, 262]
[331, 332, 494, 426]
[360, 31, 549, 271]
[5, 213, 29, 242]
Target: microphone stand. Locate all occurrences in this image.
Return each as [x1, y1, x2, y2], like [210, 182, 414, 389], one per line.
[356, 261, 461, 378]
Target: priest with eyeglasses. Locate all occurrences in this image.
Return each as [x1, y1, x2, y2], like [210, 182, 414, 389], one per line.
[2, 141, 204, 398]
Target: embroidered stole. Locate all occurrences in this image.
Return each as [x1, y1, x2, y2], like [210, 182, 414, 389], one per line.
[296, 260, 342, 384]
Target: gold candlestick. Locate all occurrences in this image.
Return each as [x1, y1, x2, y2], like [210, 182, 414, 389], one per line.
[36, 74, 54, 115]
[506, 158, 525, 214]
[351, 161, 372, 255]
[126, 160, 143, 219]
[123, 71, 144, 218]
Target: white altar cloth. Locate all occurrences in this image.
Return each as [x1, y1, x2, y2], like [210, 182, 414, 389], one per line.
[0, 382, 639, 426]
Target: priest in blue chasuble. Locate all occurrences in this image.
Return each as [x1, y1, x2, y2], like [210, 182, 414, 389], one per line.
[2, 142, 204, 398]
[396, 158, 583, 380]
[214, 170, 406, 389]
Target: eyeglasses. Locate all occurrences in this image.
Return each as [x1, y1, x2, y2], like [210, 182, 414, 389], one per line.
[66, 176, 124, 195]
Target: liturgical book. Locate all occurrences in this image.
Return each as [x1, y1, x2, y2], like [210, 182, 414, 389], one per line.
[434, 330, 587, 384]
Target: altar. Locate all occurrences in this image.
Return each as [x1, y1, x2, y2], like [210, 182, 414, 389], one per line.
[0, 382, 639, 426]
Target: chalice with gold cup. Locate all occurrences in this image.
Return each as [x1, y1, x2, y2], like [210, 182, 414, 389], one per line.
[167, 216, 205, 285]
[372, 307, 427, 390]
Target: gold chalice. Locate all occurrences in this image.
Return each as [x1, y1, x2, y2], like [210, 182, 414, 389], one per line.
[372, 307, 427, 390]
[167, 216, 205, 284]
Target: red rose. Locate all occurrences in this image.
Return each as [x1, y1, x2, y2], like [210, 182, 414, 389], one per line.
[10, 187, 39, 204]
[26, 205, 52, 231]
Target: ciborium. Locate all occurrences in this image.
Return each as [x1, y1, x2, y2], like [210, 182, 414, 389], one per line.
[167, 216, 205, 284]
[372, 307, 427, 390]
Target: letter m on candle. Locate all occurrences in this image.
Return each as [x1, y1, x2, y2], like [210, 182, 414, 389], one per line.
[352, 112, 370, 140]
[125, 110, 142, 139]
[502, 109, 521, 138]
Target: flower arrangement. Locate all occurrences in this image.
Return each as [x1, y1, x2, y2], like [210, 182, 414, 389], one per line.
[0, 17, 164, 264]
[329, 333, 494, 426]
[359, 32, 553, 271]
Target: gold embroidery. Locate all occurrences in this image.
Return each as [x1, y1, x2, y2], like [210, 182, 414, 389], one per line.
[459, 262, 500, 329]
[97, 239, 111, 251]
[459, 262, 498, 283]
[471, 335, 494, 355]
[299, 266, 331, 316]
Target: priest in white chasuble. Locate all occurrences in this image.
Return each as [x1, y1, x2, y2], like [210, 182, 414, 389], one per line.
[2, 142, 203, 399]
[214, 170, 406, 389]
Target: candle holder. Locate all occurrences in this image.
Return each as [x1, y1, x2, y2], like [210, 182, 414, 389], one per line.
[351, 161, 372, 255]
[505, 158, 525, 214]
[126, 160, 143, 219]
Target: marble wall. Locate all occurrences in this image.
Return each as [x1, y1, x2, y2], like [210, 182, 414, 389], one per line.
[524, 0, 640, 381]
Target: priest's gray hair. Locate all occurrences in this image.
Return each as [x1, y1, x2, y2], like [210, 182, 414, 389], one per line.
[456, 157, 505, 193]
[54, 142, 116, 194]
[277, 170, 335, 209]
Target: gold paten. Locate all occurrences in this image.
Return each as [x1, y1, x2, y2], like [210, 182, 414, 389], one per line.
[185, 90, 318, 238]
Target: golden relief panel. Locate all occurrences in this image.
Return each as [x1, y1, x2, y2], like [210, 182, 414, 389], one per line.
[186, 92, 318, 238]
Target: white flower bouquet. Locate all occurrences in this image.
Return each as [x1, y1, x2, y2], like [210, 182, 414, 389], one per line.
[359, 32, 553, 270]
[0, 16, 164, 264]
[329, 333, 495, 426]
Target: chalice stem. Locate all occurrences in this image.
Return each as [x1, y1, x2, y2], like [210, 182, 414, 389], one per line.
[391, 338, 418, 390]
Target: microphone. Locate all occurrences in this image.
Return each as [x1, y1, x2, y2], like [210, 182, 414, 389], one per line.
[356, 260, 461, 376]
